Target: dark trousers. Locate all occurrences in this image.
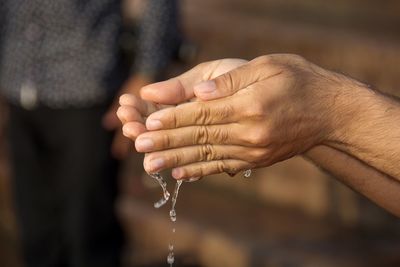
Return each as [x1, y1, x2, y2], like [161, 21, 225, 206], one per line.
[8, 104, 123, 267]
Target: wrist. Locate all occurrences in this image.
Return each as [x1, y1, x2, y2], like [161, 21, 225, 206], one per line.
[322, 73, 375, 148]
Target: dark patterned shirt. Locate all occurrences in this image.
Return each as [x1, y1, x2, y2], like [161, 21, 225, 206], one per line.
[0, 0, 180, 108]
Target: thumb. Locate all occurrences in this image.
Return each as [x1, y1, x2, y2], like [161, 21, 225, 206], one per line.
[140, 62, 211, 105]
[193, 61, 256, 101]
[140, 77, 193, 105]
[140, 59, 248, 105]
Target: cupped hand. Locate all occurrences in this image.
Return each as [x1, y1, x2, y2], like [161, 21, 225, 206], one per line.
[117, 59, 247, 140]
[121, 54, 342, 179]
[103, 75, 153, 159]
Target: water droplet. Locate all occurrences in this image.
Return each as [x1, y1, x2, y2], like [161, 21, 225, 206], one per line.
[169, 180, 183, 222]
[154, 197, 168, 209]
[243, 169, 252, 178]
[169, 209, 177, 222]
[148, 173, 170, 208]
[167, 252, 175, 265]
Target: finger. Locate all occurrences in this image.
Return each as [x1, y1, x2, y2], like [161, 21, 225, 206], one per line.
[135, 123, 260, 152]
[144, 98, 243, 130]
[194, 56, 281, 101]
[140, 59, 247, 105]
[142, 144, 265, 174]
[117, 105, 144, 124]
[171, 160, 253, 180]
[119, 94, 158, 116]
[122, 121, 147, 141]
[140, 77, 195, 105]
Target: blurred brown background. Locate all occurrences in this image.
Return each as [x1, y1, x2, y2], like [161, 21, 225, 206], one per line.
[1, 0, 400, 266]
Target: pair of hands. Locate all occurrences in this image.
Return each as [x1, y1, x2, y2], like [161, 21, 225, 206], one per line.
[117, 54, 348, 180]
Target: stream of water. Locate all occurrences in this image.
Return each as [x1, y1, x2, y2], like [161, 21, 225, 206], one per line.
[148, 169, 251, 266]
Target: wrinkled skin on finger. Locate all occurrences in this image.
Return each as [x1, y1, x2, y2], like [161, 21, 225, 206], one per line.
[117, 59, 249, 179]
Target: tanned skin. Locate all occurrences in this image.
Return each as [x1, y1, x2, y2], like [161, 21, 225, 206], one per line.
[117, 54, 400, 216]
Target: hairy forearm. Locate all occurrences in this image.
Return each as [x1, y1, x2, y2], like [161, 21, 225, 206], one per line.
[305, 145, 400, 217]
[324, 76, 400, 181]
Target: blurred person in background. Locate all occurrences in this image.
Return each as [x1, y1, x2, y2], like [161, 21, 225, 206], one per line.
[0, 0, 180, 266]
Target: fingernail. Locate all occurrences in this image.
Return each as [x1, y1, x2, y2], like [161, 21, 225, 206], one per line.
[172, 168, 184, 179]
[146, 119, 163, 130]
[135, 138, 154, 152]
[194, 80, 216, 94]
[149, 158, 165, 172]
[122, 124, 133, 137]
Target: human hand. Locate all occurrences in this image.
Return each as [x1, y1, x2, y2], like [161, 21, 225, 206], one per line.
[117, 59, 248, 141]
[103, 75, 152, 159]
[122, 55, 352, 179]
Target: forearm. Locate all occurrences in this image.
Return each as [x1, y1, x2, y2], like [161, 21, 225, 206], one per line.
[305, 145, 400, 217]
[324, 76, 400, 181]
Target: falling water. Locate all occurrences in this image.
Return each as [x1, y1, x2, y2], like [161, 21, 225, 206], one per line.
[167, 180, 183, 266]
[149, 173, 170, 208]
[167, 243, 175, 266]
[148, 173, 184, 267]
[169, 180, 183, 222]
[148, 169, 250, 266]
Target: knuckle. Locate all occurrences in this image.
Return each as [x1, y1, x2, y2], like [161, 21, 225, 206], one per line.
[171, 151, 183, 166]
[218, 71, 235, 93]
[210, 127, 229, 144]
[216, 161, 227, 173]
[200, 144, 214, 161]
[246, 127, 270, 146]
[199, 144, 221, 161]
[193, 102, 211, 125]
[194, 126, 210, 144]
[216, 104, 234, 120]
[169, 111, 179, 128]
[194, 102, 233, 125]
[244, 101, 264, 119]
[157, 108, 179, 129]
[161, 132, 171, 148]
[249, 149, 271, 163]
